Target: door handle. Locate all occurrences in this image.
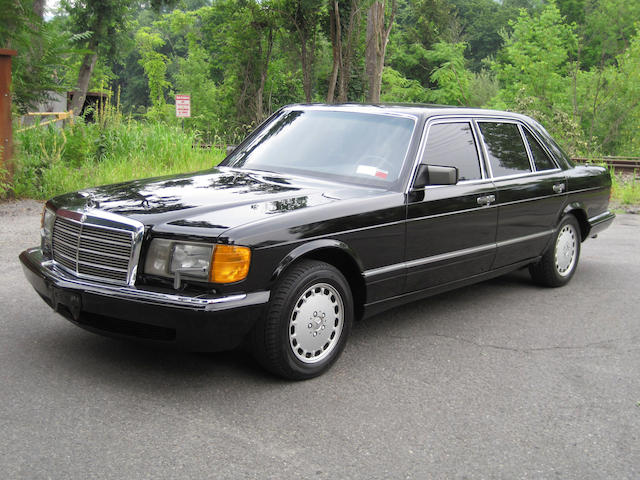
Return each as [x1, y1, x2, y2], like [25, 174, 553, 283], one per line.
[553, 183, 566, 193]
[477, 194, 496, 205]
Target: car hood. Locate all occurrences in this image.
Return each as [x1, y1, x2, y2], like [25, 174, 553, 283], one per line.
[50, 168, 385, 238]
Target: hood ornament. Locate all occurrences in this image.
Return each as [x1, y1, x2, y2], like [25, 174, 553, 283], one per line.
[85, 197, 100, 209]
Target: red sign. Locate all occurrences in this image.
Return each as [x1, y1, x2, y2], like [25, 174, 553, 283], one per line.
[175, 94, 191, 118]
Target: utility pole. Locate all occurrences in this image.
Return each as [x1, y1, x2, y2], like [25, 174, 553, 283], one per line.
[0, 49, 18, 183]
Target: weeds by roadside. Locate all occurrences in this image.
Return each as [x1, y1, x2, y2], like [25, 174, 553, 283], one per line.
[10, 99, 226, 200]
[610, 172, 640, 213]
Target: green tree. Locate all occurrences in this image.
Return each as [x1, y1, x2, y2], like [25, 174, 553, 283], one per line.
[64, 0, 134, 115]
[450, 0, 510, 72]
[575, 27, 640, 154]
[380, 66, 429, 102]
[386, 0, 453, 87]
[274, 0, 325, 102]
[580, 0, 640, 69]
[555, 0, 585, 26]
[1, 0, 80, 112]
[491, 1, 577, 115]
[425, 41, 473, 105]
[326, 0, 367, 103]
[224, 0, 278, 123]
[364, 0, 397, 103]
[135, 27, 170, 117]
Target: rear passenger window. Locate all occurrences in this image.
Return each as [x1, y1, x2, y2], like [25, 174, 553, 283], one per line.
[479, 122, 531, 177]
[524, 129, 556, 171]
[422, 122, 481, 181]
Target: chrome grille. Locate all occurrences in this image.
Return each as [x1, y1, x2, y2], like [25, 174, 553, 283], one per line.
[52, 214, 135, 284]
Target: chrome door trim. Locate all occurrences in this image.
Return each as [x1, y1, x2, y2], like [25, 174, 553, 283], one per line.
[364, 229, 554, 279]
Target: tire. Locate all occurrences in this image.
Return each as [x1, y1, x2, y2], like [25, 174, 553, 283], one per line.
[251, 260, 354, 380]
[529, 215, 581, 287]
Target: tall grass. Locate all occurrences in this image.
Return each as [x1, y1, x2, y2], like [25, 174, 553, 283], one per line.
[12, 100, 226, 200]
[610, 171, 640, 207]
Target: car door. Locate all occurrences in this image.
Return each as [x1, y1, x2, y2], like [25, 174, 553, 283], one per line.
[476, 120, 568, 269]
[404, 119, 498, 293]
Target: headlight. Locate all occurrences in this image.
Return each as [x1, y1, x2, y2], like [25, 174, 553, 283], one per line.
[41, 205, 55, 257]
[171, 243, 213, 274]
[143, 239, 251, 287]
[144, 239, 212, 281]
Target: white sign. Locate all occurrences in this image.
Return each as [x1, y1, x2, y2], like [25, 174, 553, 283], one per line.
[175, 94, 191, 118]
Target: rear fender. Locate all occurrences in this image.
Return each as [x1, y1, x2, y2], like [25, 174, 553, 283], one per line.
[562, 202, 590, 241]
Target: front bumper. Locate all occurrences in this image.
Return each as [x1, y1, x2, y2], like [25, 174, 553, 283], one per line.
[19, 247, 270, 351]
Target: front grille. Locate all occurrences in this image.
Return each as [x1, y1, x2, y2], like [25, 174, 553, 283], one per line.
[52, 215, 135, 284]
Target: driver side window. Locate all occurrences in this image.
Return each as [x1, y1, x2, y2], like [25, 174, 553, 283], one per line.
[421, 122, 482, 181]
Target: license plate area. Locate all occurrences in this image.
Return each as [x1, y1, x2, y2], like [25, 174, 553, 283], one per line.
[50, 286, 82, 321]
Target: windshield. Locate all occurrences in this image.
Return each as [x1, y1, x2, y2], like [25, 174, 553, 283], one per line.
[223, 109, 416, 188]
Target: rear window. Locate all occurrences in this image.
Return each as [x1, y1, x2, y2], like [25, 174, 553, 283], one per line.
[523, 129, 556, 171]
[479, 122, 532, 177]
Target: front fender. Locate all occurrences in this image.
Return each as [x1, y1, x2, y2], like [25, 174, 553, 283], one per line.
[270, 239, 364, 283]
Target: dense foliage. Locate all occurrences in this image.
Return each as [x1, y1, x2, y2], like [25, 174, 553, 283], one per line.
[5, 0, 639, 155]
[3, 0, 640, 202]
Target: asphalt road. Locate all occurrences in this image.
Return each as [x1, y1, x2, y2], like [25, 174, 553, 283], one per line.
[1, 200, 639, 479]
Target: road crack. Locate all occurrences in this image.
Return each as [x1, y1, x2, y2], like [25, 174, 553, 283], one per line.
[388, 332, 637, 355]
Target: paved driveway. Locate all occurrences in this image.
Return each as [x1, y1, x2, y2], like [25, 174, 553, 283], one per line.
[1, 200, 639, 479]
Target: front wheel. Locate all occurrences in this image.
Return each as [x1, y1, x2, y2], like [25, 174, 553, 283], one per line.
[529, 215, 581, 287]
[251, 260, 354, 380]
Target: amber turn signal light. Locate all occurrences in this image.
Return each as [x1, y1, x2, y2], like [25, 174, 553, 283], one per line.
[210, 245, 251, 283]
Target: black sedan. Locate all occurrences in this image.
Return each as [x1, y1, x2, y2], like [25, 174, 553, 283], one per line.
[20, 104, 615, 379]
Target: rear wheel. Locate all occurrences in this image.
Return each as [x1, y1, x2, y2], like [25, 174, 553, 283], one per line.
[529, 215, 581, 287]
[252, 260, 353, 380]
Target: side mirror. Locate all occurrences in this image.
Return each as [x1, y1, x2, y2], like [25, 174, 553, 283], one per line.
[413, 164, 458, 189]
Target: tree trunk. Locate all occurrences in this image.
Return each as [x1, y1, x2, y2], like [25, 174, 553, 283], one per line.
[337, 1, 354, 102]
[365, 0, 395, 103]
[32, 0, 45, 19]
[327, 0, 341, 103]
[70, 40, 98, 116]
[255, 28, 274, 123]
[336, 0, 363, 103]
[300, 38, 312, 102]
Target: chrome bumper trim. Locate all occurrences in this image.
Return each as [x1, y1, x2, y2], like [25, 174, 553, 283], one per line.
[589, 210, 615, 226]
[21, 248, 270, 312]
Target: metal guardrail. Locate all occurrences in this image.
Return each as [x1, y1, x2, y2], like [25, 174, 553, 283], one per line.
[17, 110, 74, 132]
[572, 156, 640, 171]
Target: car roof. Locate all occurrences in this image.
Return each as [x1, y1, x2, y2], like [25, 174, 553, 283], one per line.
[284, 103, 533, 123]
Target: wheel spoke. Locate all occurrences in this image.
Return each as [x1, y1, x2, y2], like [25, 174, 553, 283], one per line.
[555, 224, 577, 276]
[289, 282, 344, 364]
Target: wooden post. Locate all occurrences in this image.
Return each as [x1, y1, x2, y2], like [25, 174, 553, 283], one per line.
[0, 49, 18, 182]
